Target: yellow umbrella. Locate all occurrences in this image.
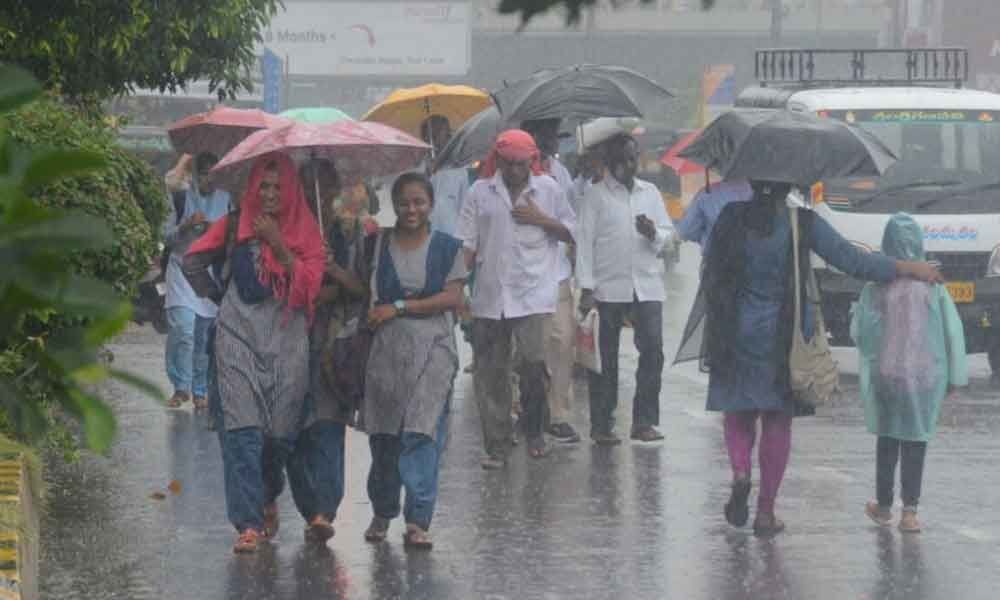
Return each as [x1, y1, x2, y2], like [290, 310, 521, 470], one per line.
[361, 83, 491, 141]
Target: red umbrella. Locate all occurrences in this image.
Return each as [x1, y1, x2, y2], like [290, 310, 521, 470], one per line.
[660, 130, 704, 176]
[168, 106, 291, 158]
[212, 120, 431, 230]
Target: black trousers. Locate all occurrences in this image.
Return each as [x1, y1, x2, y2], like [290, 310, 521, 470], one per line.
[876, 436, 927, 508]
[587, 299, 664, 436]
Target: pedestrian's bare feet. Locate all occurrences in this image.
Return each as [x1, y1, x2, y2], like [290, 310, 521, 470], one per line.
[364, 516, 390, 542]
[262, 503, 279, 538]
[304, 515, 335, 544]
[899, 510, 921, 533]
[630, 426, 665, 442]
[166, 391, 190, 408]
[752, 513, 786, 537]
[403, 523, 433, 549]
[865, 501, 892, 527]
[233, 528, 261, 553]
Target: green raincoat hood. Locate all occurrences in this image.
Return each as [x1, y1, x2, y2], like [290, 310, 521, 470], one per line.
[881, 213, 925, 261]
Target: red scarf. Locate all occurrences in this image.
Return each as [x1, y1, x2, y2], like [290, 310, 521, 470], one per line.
[188, 153, 326, 322]
[478, 129, 543, 178]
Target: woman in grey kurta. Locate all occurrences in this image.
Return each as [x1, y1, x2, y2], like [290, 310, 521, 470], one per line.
[362, 172, 467, 549]
[699, 181, 942, 537]
[186, 154, 326, 554]
[286, 159, 370, 544]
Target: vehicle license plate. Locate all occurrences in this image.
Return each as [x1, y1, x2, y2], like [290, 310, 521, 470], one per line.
[945, 281, 975, 304]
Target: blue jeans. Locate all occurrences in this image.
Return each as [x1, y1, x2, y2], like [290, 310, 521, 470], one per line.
[287, 420, 346, 522]
[367, 405, 449, 531]
[165, 306, 213, 397]
[219, 427, 294, 532]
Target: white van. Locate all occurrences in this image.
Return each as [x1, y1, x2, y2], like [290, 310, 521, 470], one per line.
[736, 49, 1000, 375]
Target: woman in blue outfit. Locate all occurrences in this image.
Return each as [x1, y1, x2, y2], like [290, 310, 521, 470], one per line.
[286, 159, 371, 544]
[362, 172, 467, 549]
[697, 181, 942, 537]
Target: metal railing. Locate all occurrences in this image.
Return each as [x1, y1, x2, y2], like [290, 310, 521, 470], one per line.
[755, 48, 969, 89]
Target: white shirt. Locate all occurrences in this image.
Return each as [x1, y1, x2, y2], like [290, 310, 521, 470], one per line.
[456, 173, 576, 320]
[544, 157, 576, 282]
[576, 176, 674, 303]
[429, 167, 469, 236]
[162, 187, 231, 317]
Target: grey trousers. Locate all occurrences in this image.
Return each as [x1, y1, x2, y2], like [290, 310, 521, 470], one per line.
[472, 314, 549, 458]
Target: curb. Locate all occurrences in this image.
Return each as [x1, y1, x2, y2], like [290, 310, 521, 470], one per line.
[0, 445, 39, 600]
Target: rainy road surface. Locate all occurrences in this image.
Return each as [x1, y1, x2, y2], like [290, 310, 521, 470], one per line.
[41, 246, 1000, 600]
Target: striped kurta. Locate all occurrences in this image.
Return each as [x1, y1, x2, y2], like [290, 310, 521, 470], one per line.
[214, 287, 310, 439]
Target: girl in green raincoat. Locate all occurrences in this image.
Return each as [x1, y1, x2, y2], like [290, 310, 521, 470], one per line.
[852, 213, 967, 533]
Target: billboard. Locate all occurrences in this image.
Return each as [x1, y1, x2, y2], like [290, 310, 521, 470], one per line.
[261, 2, 470, 77]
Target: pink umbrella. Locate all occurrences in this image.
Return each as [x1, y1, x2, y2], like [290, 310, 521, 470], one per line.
[661, 130, 704, 176]
[168, 106, 291, 158]
[212, 120, 431, 230]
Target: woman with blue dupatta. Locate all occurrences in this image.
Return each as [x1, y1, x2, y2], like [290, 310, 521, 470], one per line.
[362, 172, 467, 549]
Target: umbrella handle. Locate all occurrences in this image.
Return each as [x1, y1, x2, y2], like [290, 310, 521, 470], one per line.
[312, 160, 324, 238]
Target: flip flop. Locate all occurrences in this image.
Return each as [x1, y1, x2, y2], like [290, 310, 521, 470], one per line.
[403, 525, 433, 550]
[304, 518, 335, 544]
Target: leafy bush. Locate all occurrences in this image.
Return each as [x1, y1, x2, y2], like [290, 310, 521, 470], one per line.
[5, 95, 166, 297]
[0, 65, 161, 453]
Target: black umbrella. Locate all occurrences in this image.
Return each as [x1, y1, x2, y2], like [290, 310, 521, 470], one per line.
[433, 105, 508, 171]
[492, 64, 674, 124]
[679, 109, 896, 186]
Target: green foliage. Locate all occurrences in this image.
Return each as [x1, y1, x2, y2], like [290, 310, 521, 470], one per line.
[5, 94, 165, 297]
[0, 65, 163, 454]
[498, 0, 715, 25]
[0, 0, 281, 104]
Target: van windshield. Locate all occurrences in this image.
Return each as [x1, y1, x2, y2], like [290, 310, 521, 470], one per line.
[824, 109, 1000, 213]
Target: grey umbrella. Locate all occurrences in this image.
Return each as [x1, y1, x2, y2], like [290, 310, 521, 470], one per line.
[491, 64, 674, 124]
[679, 109, 897, 186]
[433, 106, 509, 171]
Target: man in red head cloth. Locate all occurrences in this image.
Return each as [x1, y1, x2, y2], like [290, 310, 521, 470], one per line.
[457, 130, 577, 468]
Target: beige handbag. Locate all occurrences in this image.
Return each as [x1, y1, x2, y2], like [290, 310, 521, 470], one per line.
[788, 207, 839, 407]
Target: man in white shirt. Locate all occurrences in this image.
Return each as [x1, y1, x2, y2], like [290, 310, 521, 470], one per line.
[456, 130, 576, 468]
[523, 118, 580, 444]
[576, 134, 674, 445]
[422, 115, 470, 237]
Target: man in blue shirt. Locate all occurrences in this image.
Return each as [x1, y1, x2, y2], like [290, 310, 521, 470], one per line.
[676, 179, 753, 252]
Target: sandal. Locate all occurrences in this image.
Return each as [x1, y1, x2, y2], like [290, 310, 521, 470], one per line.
[753, 514, 786, 538]
[725, 478, 752, 528]
[233, 528, 261, 554]
[527, 436, 550, 459]
[262, 503, 280, 539]
[630, 426, 665, 442]
[192, 396, 208, 412]
[364, 516, 390, 543]
[304, 516, 335, 544]
[166, 391, 190, 409]
[480, 455, 506, 470]
[403, 524, 433, 550]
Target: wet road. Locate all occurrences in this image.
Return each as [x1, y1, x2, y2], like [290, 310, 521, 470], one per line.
[41, 246, 1000, 599]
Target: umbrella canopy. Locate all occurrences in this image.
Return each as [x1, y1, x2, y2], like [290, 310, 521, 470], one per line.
[660, 130, 704, 176]
[168, 106, 290, 158]
[361, 83, 491, 139]
[212, 120, 431, 182]
[679, 110, 897, 186]
[279, 107, 353, 124]
[492, 64, 674, 124]
[433, 105, 509, 171]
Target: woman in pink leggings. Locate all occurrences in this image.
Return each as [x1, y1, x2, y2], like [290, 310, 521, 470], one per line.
[694, 182, 941, 536]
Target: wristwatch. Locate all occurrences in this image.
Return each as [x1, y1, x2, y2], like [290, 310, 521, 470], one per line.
[393, 299, 407, 316]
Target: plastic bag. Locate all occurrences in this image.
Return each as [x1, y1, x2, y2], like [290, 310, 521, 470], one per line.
[575, 309, 602, 373]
